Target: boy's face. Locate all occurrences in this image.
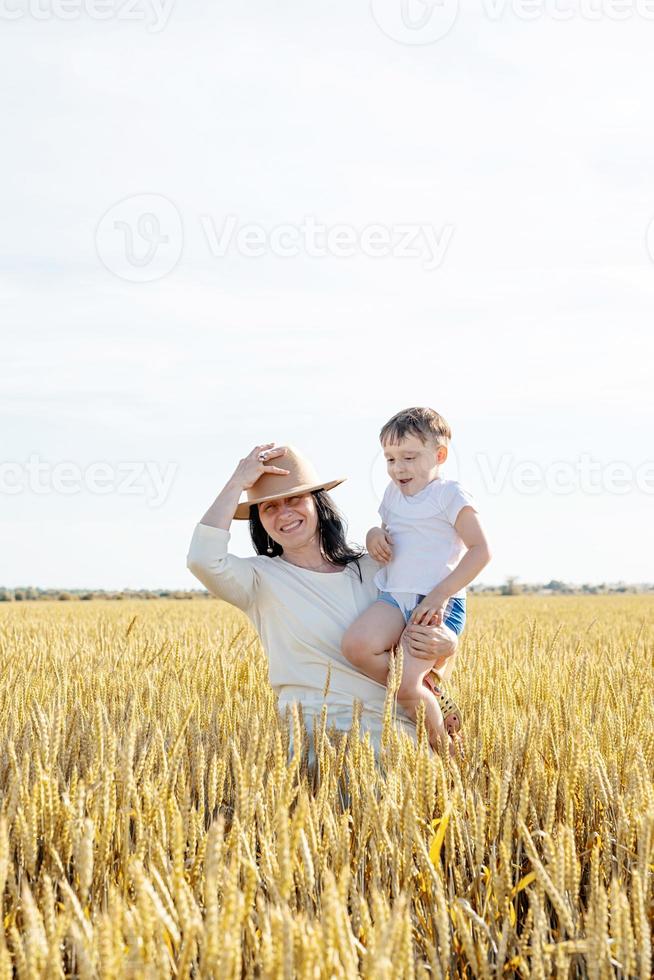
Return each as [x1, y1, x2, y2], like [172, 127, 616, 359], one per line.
[382, 433, 447, 496]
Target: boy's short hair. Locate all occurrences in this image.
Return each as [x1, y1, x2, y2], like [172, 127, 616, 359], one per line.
[380, 407, 451, 448]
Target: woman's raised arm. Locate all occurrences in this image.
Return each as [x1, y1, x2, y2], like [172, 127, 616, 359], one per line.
[186, 445, 290, 611]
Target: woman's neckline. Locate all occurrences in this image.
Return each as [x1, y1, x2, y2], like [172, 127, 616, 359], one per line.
[277, 555, 347, 575]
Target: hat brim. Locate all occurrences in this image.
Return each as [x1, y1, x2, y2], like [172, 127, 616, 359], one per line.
[233, 478, 346, 520]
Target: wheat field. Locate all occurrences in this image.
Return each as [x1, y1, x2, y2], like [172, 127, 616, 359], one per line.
[0, 595, 652, 978]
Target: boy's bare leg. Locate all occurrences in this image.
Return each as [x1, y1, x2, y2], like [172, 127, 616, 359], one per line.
[429, 624, 458, 683]
[341, 601, 405, 686]
[394, 648, 452, 750]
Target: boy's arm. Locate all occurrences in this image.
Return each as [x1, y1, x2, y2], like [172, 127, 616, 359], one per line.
[367, 484, 394, 562]
[410, 507, 491, 625]
[366, 524, 393, 563]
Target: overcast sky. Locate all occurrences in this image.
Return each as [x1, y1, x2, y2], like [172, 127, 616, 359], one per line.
[2, 0, 653, 589]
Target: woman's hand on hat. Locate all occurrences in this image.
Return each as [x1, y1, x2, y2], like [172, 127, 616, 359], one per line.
[235, 444, 290, 490]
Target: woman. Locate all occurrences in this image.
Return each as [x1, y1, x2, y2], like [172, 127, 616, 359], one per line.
[186, 443, 458, 757]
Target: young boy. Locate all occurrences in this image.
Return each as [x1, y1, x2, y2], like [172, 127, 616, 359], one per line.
[341, 407, 491, 750]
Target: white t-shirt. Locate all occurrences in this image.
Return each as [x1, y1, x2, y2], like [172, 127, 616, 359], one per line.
[186, 523, 418, 753]
[374, 478, 476, 597]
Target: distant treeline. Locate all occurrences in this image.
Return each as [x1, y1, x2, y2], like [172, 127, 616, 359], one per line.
[0, 588, 212, 601]
[1, 581, 652, 601]
[471, 578, 654, 596]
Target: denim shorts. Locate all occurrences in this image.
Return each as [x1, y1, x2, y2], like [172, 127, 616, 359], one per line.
[378, 591, 467, 636]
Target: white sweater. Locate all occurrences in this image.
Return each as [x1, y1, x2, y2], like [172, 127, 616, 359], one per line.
[186, 523, 416, 748]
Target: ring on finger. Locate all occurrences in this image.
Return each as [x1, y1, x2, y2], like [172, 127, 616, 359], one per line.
[258, 451, 268, 462]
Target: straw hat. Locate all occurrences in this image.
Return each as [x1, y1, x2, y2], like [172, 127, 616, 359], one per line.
[233, 445, 346, 520]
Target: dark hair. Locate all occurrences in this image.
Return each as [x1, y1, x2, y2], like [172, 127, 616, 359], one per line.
[380, 406, 451, 447]
[248, 489, 364, 580]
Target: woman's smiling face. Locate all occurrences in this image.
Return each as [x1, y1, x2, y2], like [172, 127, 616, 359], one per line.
[258, 493, 319, 548]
